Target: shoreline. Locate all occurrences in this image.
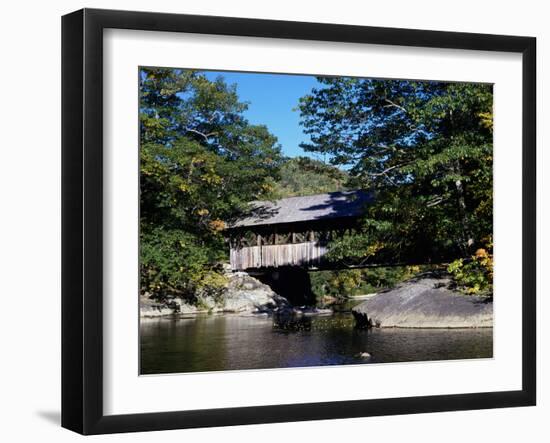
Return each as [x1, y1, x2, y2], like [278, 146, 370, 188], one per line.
[141, 274, 493, 329]
[140, 308, 494, 330]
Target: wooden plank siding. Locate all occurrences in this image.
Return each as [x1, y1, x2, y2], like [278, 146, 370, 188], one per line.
[226, 191, 371, 270]
[230, 241, 328, 270]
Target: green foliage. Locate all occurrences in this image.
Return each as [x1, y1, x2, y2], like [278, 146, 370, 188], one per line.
[268, 156, 348, 198]
[140, 228, 226, 298]
[447, 239, 493, 295]
[140, 68, 283, 301]
[140, 69, 495, 303]
[310, 266, 422, 300]
[299, 78, 493, 272]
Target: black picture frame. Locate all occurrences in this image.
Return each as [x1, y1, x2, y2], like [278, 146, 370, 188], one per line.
[62, 8, 536, 435]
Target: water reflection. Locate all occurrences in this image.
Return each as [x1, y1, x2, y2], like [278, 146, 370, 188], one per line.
[273, 313, 312, 331]
[140, 313, 493, 375]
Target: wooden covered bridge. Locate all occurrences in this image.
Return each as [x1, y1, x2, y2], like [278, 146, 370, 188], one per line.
[226, 190, 372, 271]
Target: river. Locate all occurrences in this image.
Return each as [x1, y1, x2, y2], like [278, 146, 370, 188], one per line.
[140, 309, 493, 375]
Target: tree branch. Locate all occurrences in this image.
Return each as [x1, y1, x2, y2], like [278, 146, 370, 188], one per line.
[185, 127, 218, 141]
[383, 98, 407, 113]
[426, 196, 445, 207]
[367, 161, 412, 177]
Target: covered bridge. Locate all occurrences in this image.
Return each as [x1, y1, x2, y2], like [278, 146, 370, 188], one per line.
[226, 190, 372, 271]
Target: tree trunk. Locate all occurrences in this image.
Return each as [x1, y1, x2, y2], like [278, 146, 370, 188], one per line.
[454, 160, 473, 255]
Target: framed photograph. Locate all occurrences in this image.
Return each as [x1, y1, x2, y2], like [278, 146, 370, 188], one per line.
[62, 8, 536, 435]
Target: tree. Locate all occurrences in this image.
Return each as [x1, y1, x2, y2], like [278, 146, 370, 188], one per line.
[268, 156, 348, 198]
[298, 78, 493, 265]
[140, 68, 283, 300]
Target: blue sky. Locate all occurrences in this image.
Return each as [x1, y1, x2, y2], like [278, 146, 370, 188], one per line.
[204, 71, 321, 159]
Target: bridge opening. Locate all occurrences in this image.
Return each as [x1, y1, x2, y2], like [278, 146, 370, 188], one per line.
[253, 267, 315, 306]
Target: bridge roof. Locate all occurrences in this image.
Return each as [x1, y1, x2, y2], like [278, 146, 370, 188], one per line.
[229, 190, 372, 229]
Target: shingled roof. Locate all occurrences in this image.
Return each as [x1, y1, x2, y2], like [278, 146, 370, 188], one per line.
[229, 190, 372, 228]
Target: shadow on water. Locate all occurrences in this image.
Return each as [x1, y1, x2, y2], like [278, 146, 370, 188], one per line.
[273, 313, 312, 332]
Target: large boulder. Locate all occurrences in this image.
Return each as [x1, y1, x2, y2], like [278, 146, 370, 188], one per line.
[139, 294, 175, 317]
[139, 271, 290, 317]
[222, 272, 290, 313]
[352, 276, 493, 328]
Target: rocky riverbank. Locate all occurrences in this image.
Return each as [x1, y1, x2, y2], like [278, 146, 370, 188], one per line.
[352, 275, 493, 328]
[140, 270, 332, 318]
[141, 271, 285, 317]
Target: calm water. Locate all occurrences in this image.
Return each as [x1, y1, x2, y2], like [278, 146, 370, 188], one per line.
[140, 312, 493, 374]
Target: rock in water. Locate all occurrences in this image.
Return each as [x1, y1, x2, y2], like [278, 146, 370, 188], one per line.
[352, 276, 492, 328]
[139, 294, 175, 317]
